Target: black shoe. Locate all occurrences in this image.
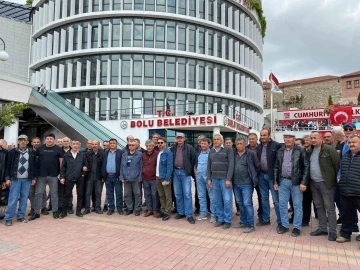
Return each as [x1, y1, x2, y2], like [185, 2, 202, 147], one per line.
[117, 210, 124, 215]
[41, 208, 49, 215]
[223, 222, 231, 229]
[17, 217, 28, 223]
[174, 214, 186, 220]
[336, 217, 342, 225]
[83, 209, 91, 215]
[310, 229, 328, 236]
[277, 225, 289, 234]
[107, 210, 114, 215]
[256, 220, 270, 226]
[291, 228, 300, 237]
[171, 208, 177, 214]
[302, 221, 310, 227]
[28, 213, 40, 221]
[28, 209, 34, 216]
[45, 206, 52, 212]
[76, 212, 83, 217]
[59, 213, 67, 219]
[187, 217, 195, 224]
[162, 214, 170, 221]
[194, 209, 200, 215]
[328, 232, 337, 241]
[53, 212, 59, 219]
[5, 220, 12, 226]
[95, 209, 103, 214]
[157, 212, 165, 218]
[356, 234, 360, 241]
[68, 210, 74, 214]
[91, 208, 96, 212]
[103, 205, 108, 212]
[125, 210, 133, 216]
[135, 211, 140, 216]
[214, 221, 225, 227]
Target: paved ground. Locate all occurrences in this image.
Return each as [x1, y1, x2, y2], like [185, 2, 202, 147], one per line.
[0, 194, 359, 269]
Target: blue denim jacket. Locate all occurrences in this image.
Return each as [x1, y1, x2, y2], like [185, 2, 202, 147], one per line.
[120, 150, 143, 182]
[158, 148, 173, 182]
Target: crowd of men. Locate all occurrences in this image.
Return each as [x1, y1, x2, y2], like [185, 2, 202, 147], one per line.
[0, 123, 360, 246]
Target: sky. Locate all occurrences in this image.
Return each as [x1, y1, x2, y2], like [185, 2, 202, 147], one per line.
[8, 0, 360, 82]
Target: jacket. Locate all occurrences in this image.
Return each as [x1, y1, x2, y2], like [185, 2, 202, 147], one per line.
[60, 151, 87, 181]
[308, 144, 340, 189]
[86, 150, 103, 180]
[101, 149, 122, 179]
[158, 148, 173, 182]
[207, 147, 234, 181]
[0, 147, 7, 183]
[5, 148, 37, 181]
[339, 151, 360, 197]
[120, 150, 143, 182]
[142, 150, 158, 180]
[171, 143, 196, 176]
[246, 145, 260, 172]
[273, 144, 309, 186]
[233, 149, 259, 186]
[257, 139, 281, 181]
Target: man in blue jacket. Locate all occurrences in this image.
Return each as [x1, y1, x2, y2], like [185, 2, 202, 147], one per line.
[4, 135, 36, 226]
[156, 137, 173, 221]
[120, 140, 143, 216]
[102, 138, 123, 215]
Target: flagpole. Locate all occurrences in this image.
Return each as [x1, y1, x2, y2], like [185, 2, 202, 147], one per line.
[270, 89, 274, 140]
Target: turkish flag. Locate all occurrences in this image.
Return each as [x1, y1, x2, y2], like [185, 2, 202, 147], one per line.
[330, 106, 353, 125]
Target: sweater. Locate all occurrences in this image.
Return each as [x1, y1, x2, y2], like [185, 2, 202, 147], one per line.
[207, 147, 234, 181]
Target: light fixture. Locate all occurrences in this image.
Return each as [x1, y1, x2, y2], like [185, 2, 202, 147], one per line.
[0, 38, 9, 61]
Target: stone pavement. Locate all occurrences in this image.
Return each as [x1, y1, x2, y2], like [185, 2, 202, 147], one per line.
[0, 202, 359, 269]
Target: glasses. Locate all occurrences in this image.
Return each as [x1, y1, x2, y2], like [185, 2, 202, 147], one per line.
[345, 128, 354, 131]
[129, 144, 136, 146]
[158, 142, 165, 144]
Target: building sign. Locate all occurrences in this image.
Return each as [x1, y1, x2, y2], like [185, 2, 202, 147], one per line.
[223, 116, 250, 134]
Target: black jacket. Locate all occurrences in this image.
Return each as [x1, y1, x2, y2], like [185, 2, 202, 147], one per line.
[257, 139, 281, 181]
[86, 150, 103, 180]
[339, 151, 360, 197]
[273, 145, 310, 186]
[60, 151, 87, 181]
[5, 148, 37, 181]
[0, 147, 7, 183]
[171, 143, 196, 177]
[101, 149, 122, 179]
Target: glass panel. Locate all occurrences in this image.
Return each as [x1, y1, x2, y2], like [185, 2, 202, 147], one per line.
[110, 98, 118, 120]
[90, 57, 97, 85]
[121, 55, 131, 84]
[103, 0, 110, 11]
[168, 0, 176, 13]
[199, 0, 205, 19]
[122, 19, 132, 47]
[217, 66, 222, 92]
[102, 20, 109, 47]
[100, 58, 108, 85]
[112, 19, 120, 47]
[93, 0, 99, 12]
[208, 0, 214, 21]
[145, 0, 155, 11]
[189, 0, 195, 17]
[188, 59, 196, 89]
[198, 27, 205, 54]
[167, 22, 176, 50]
[189, 25, 195, 52]
[217, 1, 221, 24]
[121, 98, 130, 118]
[208, 63, 213, 91]
[178, 58, 186, 87]
[178, 0, 186, 15]
[124, 0, 132, 10]
[198, 61, 205, 90]
[188, 94, 195, 113]
[73, 24, 78, 51]
[145, 20, 154, 47]
[155, 21, 165, 48]
[156, 0, 165, 12]
[83, 0, 89, 13]
[166, 57, 176, 87]
[217, 34, 222, 57]
[133, 20, 143, 47]
[155, 56, 165, 86]
[144, 56, 154, 85]
[133, 99, 142, 115]
[72, 61, 77, 87]
[133, 56, 142, 85]
[113, 0, 121, 10]
[91, 23, 98, 48]
[81, 61, 87, 86]
[134, 0, 144, 10]
[144, 99, 153, 115]
[178, 23, 186, 51]
[208, 30, 214, 56]
[82, 23, 88, 49]
[111, 58, 119, 85]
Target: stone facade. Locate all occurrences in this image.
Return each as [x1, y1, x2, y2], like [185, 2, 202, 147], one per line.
[341, 73, 360, 103]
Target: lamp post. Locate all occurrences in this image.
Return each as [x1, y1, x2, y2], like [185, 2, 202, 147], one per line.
[0, 37, 9, 61]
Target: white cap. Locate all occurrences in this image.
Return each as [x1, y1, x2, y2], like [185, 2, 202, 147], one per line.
[283, 131, 296, 137]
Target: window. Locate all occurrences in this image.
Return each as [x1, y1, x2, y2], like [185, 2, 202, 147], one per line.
[110, 91, 119, 120]
[207, 96, 214, 113]
[217, 66, 222, 92]
[208, 0, 214, 21]
[121, 92, 130, 118]
[225, 36, 229, 60]
[133, 19, 143, 47]
[91, 23, 98, 48]
[144, 99, 154, 115]
[224, 67, 229, 93]
[355, 80, 359, 88]
[65, 26, 70, 52]
[198, 27, 205, 54]
[225, 2, 229, 27]
[72, 60, 77, 87]
[111, 55, 119, 85]
[133, 92, 142, 116]
[93, 0, 99, 12]
[99, 92, 107, 120]
[103, 0, 110, 11]
[156, 0, 165, 12]
[217, 1, 222, 24]
[145, 0, 155, 11]
[83, 0, 89, 13]
[155, 56, 165, 86]
[217, 34, 222, 57]
[188, 94, 195, 113]
[178, 23, 186, 51]
[121, 55, 131, 84]
[208, 30, 214, 56]
[155, 21, 165, 48]
[75, 1, 80, 14]
[102, 20, 109, 48]
[166, 57, 176, 87]
[145, 20, 154, 47]
[90, 57, 97, 85]
[188, 60, 196, 89]
[113, 0, 121, 10]
[133, 55, 142, 85]
[199, 0, 205, 19]
[177, 93, 186, 115]
[208, 63, 214, 91]
[198, 61, 205, 89]
[80, 60, 87, 86]
[112, 19, 120, 47]
[122, 19, 132, 47]
[168, 0, 176, 13]
[144, 55, 154, 85]
[124, 0, 132, 10]
[167, 22, 176, 49]
[155, 92, 164, 112]
[347, 81, 352, 89]
[189, 0, 196, 17]
[135, 0, 144, 10]
[189, 25, 196, 52]
[100, 57, 108, 85]
[73, 24, 79, 51]
[82, 23, 88, 49]
[178, 58, 186, 87]
[198, 95, 205, 114]
[179, 1, 186, 15]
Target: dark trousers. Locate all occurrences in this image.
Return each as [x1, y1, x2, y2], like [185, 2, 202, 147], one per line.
[254, 185, 263, 221]
[85, 179, 103, 210]
[340, 195, 360, 238]
[143, 180, 159, 212]
[124, 181, 141, 212]
[63, 177, 84, 214]
[335, 184, 358, 229]
[58, 183, 73, 212]
[194, 180, 211, 212]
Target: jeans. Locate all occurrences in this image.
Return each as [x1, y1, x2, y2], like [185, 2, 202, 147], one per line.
[278, 179, 303, 230]
[29, 185, 46, 210]
[196, 175, 215, 216]
[85, 179, 103, 210]
[105, 176, 123, 211]
[212, 178, 233, 223]
[254, 185, 263, 221]
[234, 184, 254, 227]
[5, 178, 31, 220]
[124, 181, 141, 212]
[35, 176, 58, 213]
[310, 181, 337, 234]
[156, 177, 173, 215]
[62, 177, 84, 214]
[173, 169, 193, 217]
[258, 173, 280, 224]
[143, 180, 159, 212]
[340, 195, 360, 238]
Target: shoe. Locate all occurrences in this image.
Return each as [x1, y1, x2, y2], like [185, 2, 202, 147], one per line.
[107, 210, 114, 215]
[236, 210, 240, 216]
[144, 212, 153, 217]
[277, 225, 289, 234]
[90, 208, 96, 212]
[336, 236, 351, 243]
[5, 220, 12, 226]
[302, 221, 310, 227]
[117, 210, 124, 215]
[157, 212, 164, 218]
[144, 209, 148, 214]
[153, 211, 159, 218]
[28, 209, 34, 216]
[187, 217, 195, 224]
[233, 223, 247, 228]
[276, 223, 282, 232]
[196, 214, 207, 220]
[244, 226, 255, 233]
[194, 209, 200, 215]
[76, 212, 83, 217]
[95, 209, 103, 214]
[41, 208, 49, 215]
[83, 209, 91, 215]
[103, 205, 108, 212]
[352, 226, 359, 233]
[210, 216, 217, 223]
[45, 206, 52, 212]
[135, 211, 140, 216]
[310, 229, 328, 236]
[28, 213, 40, 221]
[356, 234, 360, 241]
[336, 217, 342, 224]
[125, 210, 133, 216]
[291, 228, 301, 237]
[53, 212, 59, 219]
[68, 209, 74, 214]
[223, 222, 231, 229]
[256, 220, 270, 226]
[214, 221, 225, 227]
[162, 214, 170, 221]
[17, 217, 28, 223]
[59, 213, 67, 219]
[328, 232, 337, 241]
[174, 214, 186, 220]
[171, 208, 177, 214]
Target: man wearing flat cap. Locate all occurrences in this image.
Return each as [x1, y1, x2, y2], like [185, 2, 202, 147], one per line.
[273, 131, 309, 237]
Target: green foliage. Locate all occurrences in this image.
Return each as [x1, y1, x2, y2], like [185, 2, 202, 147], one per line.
[0, 102, 28, 129]
[328, 95, 333, 106]
[248, 0, 267, 38]
[25, 0, 33, 6]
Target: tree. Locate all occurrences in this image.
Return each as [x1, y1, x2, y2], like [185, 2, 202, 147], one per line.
[328, 95, 334, 106]
[25, 0, 33, 6]
[0, 102, 28, 129]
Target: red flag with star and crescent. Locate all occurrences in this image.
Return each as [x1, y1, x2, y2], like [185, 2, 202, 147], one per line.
[330, 106, 353, 125]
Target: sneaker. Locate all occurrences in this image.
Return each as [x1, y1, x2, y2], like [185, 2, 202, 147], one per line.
[214, 221, 225, 227]
[28, 209, 34, 216]
[291, 228, 300, 237]
[196, 214, 207, 220]
[244, 226, 255, 233]
[5, 220, 12, 226]
[336, 236, 351, 243]
[209, 216, 217, 223]
[233, 223, 247, 228]
[277, 225, 289, 234]
[223, 222, 231, 229]
[17, 217, 28, 223]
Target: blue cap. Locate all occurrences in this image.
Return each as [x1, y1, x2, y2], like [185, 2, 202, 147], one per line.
[343, 122, 356, 129]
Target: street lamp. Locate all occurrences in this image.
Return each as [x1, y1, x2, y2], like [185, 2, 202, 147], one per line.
[0, 38, 9, 61]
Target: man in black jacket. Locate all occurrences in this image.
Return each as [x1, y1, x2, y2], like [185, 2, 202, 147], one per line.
[273, 131, 309, 237]
[59, 140, 88, 218]
[4, 135, 36, 226]
[171, 133, 196, 224]
[257, 129, 281, 228]
[0, 144, 7, 189]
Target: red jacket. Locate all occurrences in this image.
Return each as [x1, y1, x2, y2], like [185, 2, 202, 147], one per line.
[142, 150, 159, 180]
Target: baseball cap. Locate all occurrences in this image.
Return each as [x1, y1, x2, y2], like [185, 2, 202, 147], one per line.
[342, 122, 356, 129]
[176, 132, 185, 138]
[18, 134, 28, 140]
[283, 131, 296, 137]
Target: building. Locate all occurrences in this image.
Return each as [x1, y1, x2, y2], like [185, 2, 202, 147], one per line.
[341, 71, 360, 102]
[28, 0, 264, 145]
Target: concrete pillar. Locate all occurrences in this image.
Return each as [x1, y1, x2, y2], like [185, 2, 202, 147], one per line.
[4, 118, 19, 146]
[213, 127, 221, 135]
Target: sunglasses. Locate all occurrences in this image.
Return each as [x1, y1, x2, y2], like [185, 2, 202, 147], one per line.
[158, 142, 165, 144]
[344, 128, 354, 131]
[129, 144, 136, 146]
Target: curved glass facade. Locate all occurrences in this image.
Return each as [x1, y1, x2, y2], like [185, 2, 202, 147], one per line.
[30, 0, 264, 130]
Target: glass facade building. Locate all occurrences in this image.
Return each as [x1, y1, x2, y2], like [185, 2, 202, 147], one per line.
[30, 0, 263, 130]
